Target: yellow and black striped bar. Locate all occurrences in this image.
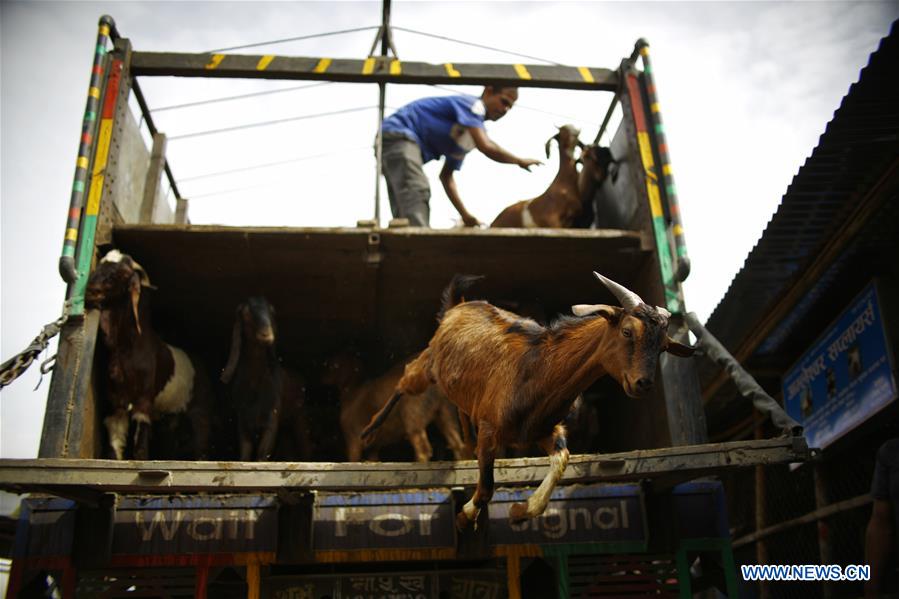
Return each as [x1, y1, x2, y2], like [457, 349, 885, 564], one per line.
[130, 52, 618, 90]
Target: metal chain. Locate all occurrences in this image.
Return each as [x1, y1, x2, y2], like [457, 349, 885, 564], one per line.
[0, 303, 71, 390]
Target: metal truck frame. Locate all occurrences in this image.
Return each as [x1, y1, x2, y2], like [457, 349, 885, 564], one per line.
[1, 14, 812, 599]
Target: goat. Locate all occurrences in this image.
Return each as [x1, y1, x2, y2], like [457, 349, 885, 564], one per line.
[221, 296, 311, 461]
[85, 250, 212, 460]
[324, 352, 472, 462]
[362, 272, 694, 528]
[574, 144, 615, 228]
[491, 125, 583, 228]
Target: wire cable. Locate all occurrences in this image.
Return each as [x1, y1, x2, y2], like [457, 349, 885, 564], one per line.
[151, 82, 333, 112]
[188, 182, 282, 200]
[180, 146, 370, 182]
[168, 106, 378, 141]
[208, 26, 380, 53]
[392, 26, 563, 66]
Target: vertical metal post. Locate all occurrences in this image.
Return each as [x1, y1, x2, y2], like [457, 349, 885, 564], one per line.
[375, 84, 386, 224]
[246, 562, 260, 599]
[594, 45, 642, 145]
[139, 132, 167, 223]
[373, 0, 393, 224]
[195, 563, 209, 599]
[815, 466, 835, 598]
[506, 554, 522, 599]
[636, 40, 690, 282]
[754, 413, 771, 599]
[59, 16, 117, 285]
[175, 197, 190, 224]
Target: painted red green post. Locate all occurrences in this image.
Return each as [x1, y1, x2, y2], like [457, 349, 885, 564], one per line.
[635, 39, 691, 283]
[58, 15, 117, 287]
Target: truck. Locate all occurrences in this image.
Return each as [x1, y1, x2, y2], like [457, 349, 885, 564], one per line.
[0, 12, 812, 598]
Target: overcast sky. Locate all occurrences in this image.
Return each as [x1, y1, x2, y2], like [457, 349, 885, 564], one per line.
[1, 1, 896, 459]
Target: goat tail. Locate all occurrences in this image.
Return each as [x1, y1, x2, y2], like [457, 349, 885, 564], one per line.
[438, 274, 485, 322]
[360, 391, 404, 446]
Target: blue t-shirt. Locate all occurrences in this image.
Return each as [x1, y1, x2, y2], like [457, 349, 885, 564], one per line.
[381, 95, 486, 170]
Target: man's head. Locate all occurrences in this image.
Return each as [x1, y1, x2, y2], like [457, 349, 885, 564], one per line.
[481, 85, 518, 121]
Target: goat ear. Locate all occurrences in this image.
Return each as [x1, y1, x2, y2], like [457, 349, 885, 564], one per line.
[665, 337, 696, 357]
[221, 314, 243, 384]
[571, 304, 617, 319]
[129, 273, 142, 336]
[221, 313, 243, 383]
[98, 309, 112, 338]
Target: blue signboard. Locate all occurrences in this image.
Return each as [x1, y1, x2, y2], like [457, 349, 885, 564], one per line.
[314, 490, 456, 551]
[784, 281, 897, 450]
[490, 483, 646, 546]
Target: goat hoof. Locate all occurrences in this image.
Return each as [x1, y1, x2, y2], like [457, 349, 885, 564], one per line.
[455, 511, 474, 531]
[509, 502, 530, 523]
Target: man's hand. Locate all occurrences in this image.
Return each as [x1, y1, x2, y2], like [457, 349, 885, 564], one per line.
[517, 158, 543, 172]
[461, 213, 482, 227]
[469, 127, 543, 171]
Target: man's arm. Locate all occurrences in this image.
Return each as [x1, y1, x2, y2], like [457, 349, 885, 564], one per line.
[468, 126, 542, 171]
[865, 498, 893, 597]
[439, 162, 480, 227]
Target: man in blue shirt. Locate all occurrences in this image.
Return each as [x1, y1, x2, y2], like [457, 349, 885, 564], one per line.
[379, 86, 542, 227]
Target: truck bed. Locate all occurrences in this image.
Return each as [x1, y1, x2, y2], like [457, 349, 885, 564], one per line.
[0, 435, 812, 500]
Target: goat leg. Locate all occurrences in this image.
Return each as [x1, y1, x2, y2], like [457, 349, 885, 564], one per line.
[256, 412, 279, 461]
[362, 355, 432, 446]
[292, 406, 313, 461]
[407, 430, 433, 463]
[104, 408, 130, 460]
[438, 403, 473, 461]
[509, 424, 569, 522]
[187, 404, 210, 460]
[457, 421, 497, 530]
[345, 436, 364, 462]
[131, 412, 152, 460]
[238, 425, 255, 462]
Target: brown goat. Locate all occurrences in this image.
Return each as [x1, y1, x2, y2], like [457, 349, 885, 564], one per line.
[491, 125, 583, 228]
[85, 250, 212, 460]
[221, 296, 311, 461]
[324, 352, 472, 462]
[362, 272, 694, 528]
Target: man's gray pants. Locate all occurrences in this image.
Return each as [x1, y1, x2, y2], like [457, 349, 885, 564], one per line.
[379, 133, 430, 226]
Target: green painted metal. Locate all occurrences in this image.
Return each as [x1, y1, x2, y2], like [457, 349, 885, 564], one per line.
[676, 545, 692, 598]
[542, 548, 570, 599]
[542, 540, 650, 599]
[651, 213, 682, 312]
[59, 18, 114, 286]
[638, 43, 691, 284]
[69, 214, 99, 315]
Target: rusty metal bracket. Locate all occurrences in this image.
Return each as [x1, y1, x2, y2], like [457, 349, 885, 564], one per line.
[365, 231, 384, 266]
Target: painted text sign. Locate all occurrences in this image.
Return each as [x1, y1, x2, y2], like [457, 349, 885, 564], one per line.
[784, 282, 897, 449]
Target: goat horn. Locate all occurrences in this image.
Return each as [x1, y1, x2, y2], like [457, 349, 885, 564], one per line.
[130, 259, 156, 289]
[656, 306, 672, 319]
[544, 133, 559, 159]
[592, 271, 643, 312]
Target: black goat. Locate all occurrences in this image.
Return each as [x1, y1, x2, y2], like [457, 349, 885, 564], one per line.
[221, 297, 311, 461]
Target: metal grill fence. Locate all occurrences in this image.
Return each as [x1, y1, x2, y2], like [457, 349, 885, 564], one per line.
[724, 422, 894, 599]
